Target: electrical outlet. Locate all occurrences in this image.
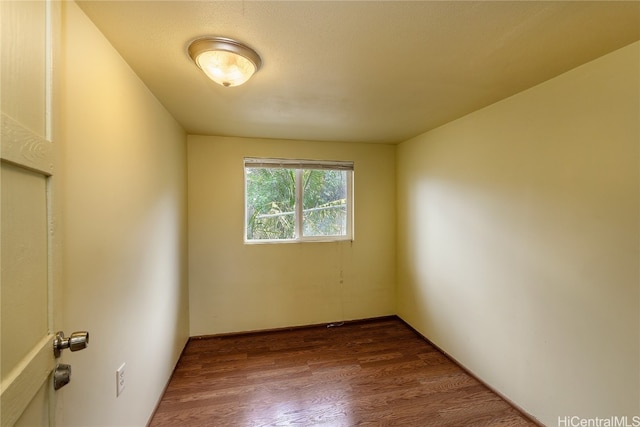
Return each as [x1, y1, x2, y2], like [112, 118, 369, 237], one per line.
[116, 363, 126, 397]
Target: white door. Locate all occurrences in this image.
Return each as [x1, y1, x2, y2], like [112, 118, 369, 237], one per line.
[0, 1, 63, 425]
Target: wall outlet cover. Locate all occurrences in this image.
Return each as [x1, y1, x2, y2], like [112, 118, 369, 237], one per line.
[116, 363, 126, 397]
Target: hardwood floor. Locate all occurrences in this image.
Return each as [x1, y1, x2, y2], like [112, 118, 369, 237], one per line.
[149, 317, 536, 426]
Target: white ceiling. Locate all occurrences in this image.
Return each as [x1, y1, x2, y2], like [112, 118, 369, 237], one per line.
[77, 1, 640, 144]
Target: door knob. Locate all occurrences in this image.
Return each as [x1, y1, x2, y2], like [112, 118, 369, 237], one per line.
[53, 331, 89, 357]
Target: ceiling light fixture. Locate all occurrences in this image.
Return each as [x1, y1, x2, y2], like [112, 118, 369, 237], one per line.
[188, 37, 262, 88]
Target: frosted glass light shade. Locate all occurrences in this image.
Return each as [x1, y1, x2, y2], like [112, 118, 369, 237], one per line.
[196, 50, 255, 87]
[188, 37, 261, 87]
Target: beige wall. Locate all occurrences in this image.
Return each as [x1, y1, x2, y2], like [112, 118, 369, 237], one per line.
[188, 135, 396, 335]
[397, 42, 639, 424]
[57, 2, 189, 426]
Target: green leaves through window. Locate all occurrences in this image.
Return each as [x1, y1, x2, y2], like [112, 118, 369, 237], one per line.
[245, 158, 353, 242]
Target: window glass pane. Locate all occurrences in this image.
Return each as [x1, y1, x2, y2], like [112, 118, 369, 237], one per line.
[246, 167, 296, 240]
[302, 169, 347, 237]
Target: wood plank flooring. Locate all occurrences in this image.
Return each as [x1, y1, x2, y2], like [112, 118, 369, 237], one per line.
[149, 317, 536, 426]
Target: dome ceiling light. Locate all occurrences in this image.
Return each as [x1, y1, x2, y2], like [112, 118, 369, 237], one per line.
[188, 37, 262, 87]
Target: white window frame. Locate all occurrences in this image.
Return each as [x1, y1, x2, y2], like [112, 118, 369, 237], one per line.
[244, 157, 354, 244]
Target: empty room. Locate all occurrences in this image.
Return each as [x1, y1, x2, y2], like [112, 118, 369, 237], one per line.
[1, 1, 638, 426]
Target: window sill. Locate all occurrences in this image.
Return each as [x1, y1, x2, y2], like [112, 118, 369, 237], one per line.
[244, 236, 353, 245]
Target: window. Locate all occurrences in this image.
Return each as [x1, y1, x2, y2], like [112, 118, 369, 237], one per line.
[244, 158, 353, 243]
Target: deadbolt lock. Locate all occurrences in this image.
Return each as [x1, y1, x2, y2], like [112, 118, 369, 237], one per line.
[53, 331, 89, 358]
[53, 364, 72, 390]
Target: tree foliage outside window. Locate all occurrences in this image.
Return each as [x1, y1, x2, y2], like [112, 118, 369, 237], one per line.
[245, 160, 352, 242]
